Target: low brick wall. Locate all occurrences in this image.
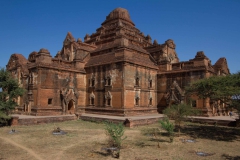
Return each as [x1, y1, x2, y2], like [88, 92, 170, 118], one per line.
[186, 117, 236, 126]
[80, 116, 125, 124]
[10, 115, 76, 126]
[80, 115, 164, 128]
[84, 107, 158, 116]
[124, 117, 164, 127]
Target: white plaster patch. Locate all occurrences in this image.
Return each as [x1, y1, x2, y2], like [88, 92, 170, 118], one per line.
[33, 73, 38, 84]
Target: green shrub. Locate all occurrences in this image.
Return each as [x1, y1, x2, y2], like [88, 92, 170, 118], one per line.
[159, 118, 175, 142]
[163, 103, 200, 136]
[104, 121, 127, 158]
[104, 121, 127, 148]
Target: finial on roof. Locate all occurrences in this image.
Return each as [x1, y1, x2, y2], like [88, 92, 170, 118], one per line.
[67, 32, 75, 40]
[77, 38, 82, 43]
[38, 48, 50, 55]
[102, 7, 135, 26]
[153, 40, 158, 45]
[84, 34, 90, 41]
[194, 51, 208, 59]
[146, 35, 151, 39]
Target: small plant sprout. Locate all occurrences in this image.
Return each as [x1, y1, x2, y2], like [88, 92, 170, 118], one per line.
[104, 121, 127, 158]
[159, 118, 175, 143]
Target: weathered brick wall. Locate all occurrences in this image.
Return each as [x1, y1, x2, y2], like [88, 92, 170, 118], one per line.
[29, 66, 87, 115]
[123, 64, 157, 108]
[86, 63, 123, 108]
[11, 115, 76, 126]
[124, 90, 135, 108]
[76, 73, 86, 107]
[111, 91, 122, 108]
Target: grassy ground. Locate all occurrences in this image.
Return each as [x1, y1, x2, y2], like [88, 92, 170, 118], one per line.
[0, 120, 239, 160]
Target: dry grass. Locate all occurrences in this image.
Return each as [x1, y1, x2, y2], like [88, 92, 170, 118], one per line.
[0, 120, 240, 160]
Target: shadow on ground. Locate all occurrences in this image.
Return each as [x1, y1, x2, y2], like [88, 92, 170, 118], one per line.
[149, 138, 170, 143]
[92, 150, 111, 157]
[222, 154, 240, 160]
[181, 125, 240, 141]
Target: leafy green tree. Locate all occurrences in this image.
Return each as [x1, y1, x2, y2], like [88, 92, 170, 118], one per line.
[159, 118, 175, 142]
[185, 72, 240, 115]
[0, 68, 25, 124]
[163, 103, 199, 136]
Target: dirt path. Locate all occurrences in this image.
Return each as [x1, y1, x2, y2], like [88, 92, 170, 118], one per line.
[0, 136, 43, 160]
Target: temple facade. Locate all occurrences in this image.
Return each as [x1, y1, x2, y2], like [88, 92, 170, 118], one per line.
[6, 8, 230, 116]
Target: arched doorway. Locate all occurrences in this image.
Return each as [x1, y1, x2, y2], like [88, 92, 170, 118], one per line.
[67, 100, 75, 114]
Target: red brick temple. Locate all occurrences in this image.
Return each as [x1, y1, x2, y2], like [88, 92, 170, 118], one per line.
[7, 8, 230, 117]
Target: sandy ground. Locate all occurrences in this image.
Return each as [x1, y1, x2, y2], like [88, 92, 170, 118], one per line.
[0, 120, 239, 160]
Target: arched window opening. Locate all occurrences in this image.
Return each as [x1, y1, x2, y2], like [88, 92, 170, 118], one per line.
[89, 92, 95, 106]
[48, 98, 53, 105]
[149, 80, 152, 88]
[91, 79, 95, 87]
[136, 77, 139, 86]
[108, 78, 111, 85]
[192, 100, 197, 107]
[105, 91, 112, 107]
[90, 97, 94, 105]
[89, 74, 95, 87]
[149, 98, 152, 106]
[135, 97, 139, 106]
[105, 77, 112, 86]
[107, 98, 111, 106]
[68, 100, 74, 111]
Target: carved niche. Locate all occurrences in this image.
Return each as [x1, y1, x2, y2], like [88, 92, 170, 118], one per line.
[60, 74, 79, 113]
[105, 91, 112, 106]
[164, 81, 185, 106]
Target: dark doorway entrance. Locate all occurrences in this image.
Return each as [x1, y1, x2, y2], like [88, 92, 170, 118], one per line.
[68, 100, 74, 114]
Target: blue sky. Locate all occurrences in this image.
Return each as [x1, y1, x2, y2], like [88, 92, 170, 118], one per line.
[1, 0, 239, 73]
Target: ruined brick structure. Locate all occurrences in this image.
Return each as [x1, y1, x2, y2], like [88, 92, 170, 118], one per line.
[6, 8, 230, 116]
